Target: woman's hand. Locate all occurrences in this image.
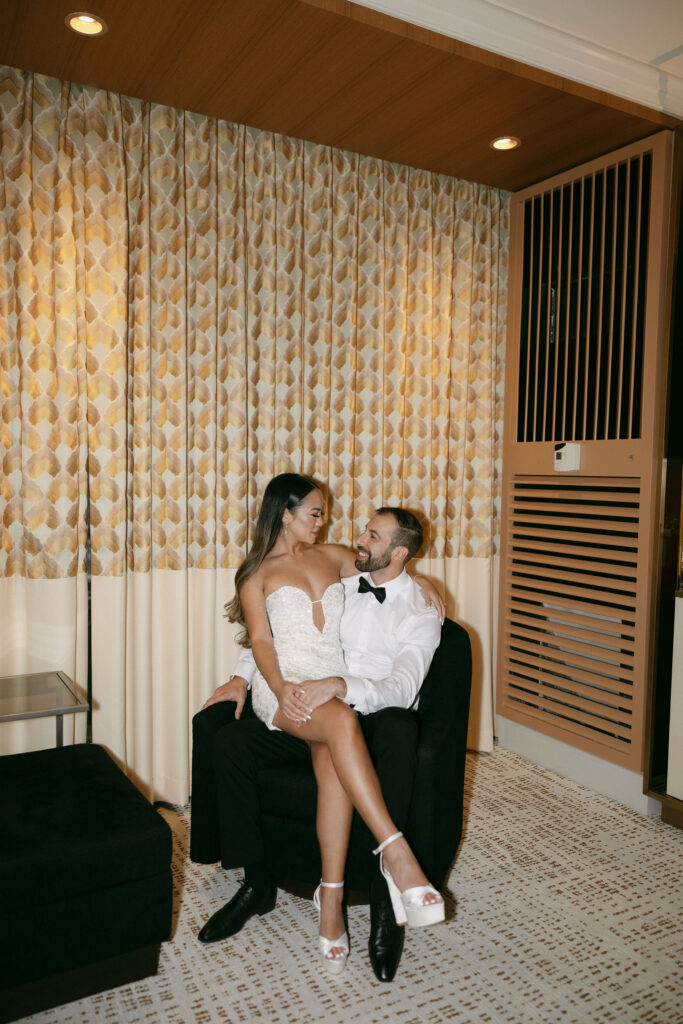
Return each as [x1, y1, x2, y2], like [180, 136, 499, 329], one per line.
[292, 677, 346, 714]
[277, 681, 313, 725]
[414, 576, 445, 622]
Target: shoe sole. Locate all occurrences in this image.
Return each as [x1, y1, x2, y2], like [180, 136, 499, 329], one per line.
[405, 902, 445, 928]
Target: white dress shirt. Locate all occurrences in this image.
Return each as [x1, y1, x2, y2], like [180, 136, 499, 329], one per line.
[232, 570, 441, 715]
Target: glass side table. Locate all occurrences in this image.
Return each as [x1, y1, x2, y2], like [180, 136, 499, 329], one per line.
[0, 671, 89, 747]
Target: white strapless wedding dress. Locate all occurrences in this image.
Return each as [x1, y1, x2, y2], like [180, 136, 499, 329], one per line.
[251, 582, 348, 730]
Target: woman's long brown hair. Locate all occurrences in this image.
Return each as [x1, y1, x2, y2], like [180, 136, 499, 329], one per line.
[225, 473, 318, 646]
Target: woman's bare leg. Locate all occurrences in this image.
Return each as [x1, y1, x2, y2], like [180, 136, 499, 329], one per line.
[310, 742, 353, 956]
[275, 703, 438, 902]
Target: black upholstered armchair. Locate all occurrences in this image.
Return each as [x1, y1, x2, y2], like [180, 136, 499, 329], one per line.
[255, 618, 472, 892]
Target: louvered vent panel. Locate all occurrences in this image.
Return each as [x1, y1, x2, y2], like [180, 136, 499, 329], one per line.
[517, 152, 652, 443]
[500, 477, 641, 756]
[498, 133, 674, 773]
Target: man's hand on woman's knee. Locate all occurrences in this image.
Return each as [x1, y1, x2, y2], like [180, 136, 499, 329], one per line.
[202, 676, 248, 717]
[295, 676, 347, 713]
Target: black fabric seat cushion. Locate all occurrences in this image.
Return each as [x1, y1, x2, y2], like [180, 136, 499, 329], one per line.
[258, 766, 372, 842]
[259, 764, 317, 820]
[0, 743, 172, 913]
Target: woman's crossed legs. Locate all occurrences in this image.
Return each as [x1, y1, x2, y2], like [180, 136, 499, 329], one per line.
[273, 699, 441, 925]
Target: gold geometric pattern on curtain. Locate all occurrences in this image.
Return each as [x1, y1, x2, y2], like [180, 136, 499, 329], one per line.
[1, 66, 508, 583]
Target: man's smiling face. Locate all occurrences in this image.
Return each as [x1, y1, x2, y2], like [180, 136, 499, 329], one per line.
[354, 513, 398, 573]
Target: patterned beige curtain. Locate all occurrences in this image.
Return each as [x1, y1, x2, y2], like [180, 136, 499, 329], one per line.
[0, 66, 508, 800]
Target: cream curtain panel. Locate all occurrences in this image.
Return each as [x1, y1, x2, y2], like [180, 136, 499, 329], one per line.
[0, 66, 508, 801]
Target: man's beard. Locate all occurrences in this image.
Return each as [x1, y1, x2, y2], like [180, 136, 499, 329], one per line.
[354, 547, 392, 573]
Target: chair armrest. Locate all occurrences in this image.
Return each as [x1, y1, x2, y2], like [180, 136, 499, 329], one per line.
[407, 619, 472, 887]
[417, 619, 472, 748]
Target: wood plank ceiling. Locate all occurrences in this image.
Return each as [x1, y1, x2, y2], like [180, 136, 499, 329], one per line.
[0, 0, 679, 190]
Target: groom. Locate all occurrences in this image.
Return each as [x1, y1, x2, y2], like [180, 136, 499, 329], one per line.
[191, 507, 442, 982]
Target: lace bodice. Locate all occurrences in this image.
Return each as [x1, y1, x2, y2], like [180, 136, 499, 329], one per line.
[251, 582, 347, 729]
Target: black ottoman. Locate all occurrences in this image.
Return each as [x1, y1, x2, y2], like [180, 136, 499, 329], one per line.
[0, 743, 173, 1022]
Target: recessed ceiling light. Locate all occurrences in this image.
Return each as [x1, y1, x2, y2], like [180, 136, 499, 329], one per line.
[490, 136, 521, 151]
[65, 12, 108, 36]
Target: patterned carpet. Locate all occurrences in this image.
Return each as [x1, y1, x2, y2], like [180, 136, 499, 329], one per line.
[19, 749, 683, 1024]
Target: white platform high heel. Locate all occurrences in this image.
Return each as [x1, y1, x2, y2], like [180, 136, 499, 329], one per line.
[313, 881, 349, 974]
[373, 831, 445, 928]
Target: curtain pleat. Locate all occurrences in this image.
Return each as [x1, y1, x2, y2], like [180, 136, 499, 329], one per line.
[1, 65, 508, 799]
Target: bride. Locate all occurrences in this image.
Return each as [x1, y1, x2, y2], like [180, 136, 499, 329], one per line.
[226, 473, 444, 973]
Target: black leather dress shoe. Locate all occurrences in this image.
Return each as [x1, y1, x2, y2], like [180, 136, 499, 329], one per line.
[198, 881, 277, 943]
[369, 899, 404, 982]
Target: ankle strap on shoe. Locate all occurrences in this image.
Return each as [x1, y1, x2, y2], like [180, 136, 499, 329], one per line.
[372, 831, 403, 856]
[320, 880, 345, 888]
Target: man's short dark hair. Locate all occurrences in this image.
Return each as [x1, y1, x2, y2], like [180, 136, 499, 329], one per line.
[376, 507, 424, 562]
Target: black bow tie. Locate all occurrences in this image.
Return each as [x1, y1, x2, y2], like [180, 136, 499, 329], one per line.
[358, 577, 386, 603]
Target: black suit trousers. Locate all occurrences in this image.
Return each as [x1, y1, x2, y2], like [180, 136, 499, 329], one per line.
[190, 694, 418, 887]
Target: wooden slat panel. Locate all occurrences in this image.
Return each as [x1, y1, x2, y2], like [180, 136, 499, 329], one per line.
[571, 176, 585, 440]
[509, 573, 637, 604]
[506, 637, 634, 681]
[543, 188, 555, 442]
[505, 681, 633, 725]
[504, 680, 633, 737]
[509, 525, 639, 549]
[507, 639, 633, 684]
[507, 599, 636, 635]
[512, 151, 663, 444]
[604, 164, 619, 436]
[510, 488, 640, 504]
[582, 173, 597, 440]
[498, 698, 633, 754]
[499, 134, 674, 772]
[509, 500, 639, 517]
[629, 156, 645, 438]
[510, 551, 638, 579]
[499, 464, 652, 763]
[509, 479, 643, 495]
[509, 516, 639, 536]
[505, 670, 634, 720]
[507, 610, 636, 650]
[510, 538, 638, 562]
[507, 586, 636, 621]
[505, 672, 633, 721]
[533, 195, 544, 441]
[618, 158, 634, 436]
[506, 623, 635, 661]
